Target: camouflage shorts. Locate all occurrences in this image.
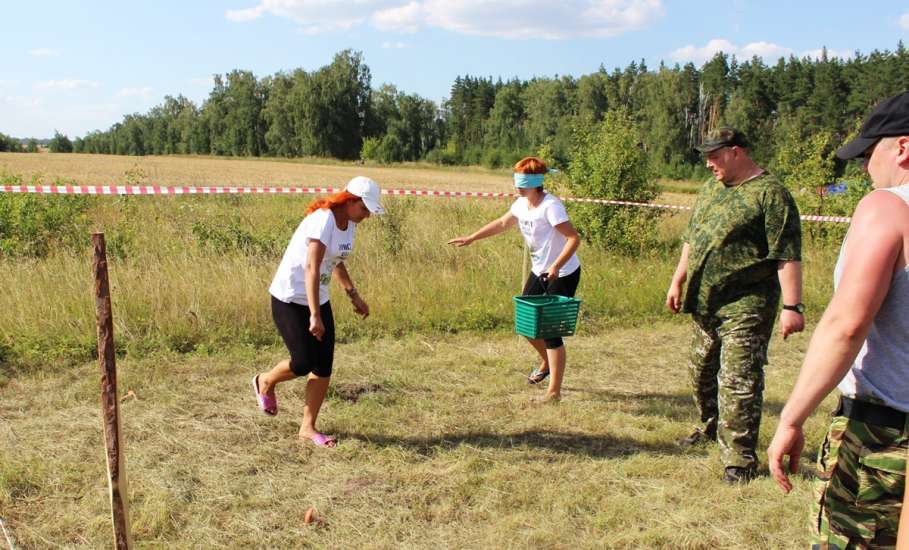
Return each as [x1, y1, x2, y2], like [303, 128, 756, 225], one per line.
[811, 412, 907, 549]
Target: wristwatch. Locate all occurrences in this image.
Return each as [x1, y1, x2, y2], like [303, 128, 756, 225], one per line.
[782, 303, 805, 314]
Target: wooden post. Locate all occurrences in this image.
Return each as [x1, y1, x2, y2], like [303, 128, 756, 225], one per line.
[92, 233, 132, 550]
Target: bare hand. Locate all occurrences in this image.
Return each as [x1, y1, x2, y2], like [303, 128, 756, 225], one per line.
[309, 315, 325, 341]
[666, 282, 683, 313]
[351, 295, 370, 318]
[779, 310, 805, 339]
[767, 423, 805, 494]
[447, 236, 473, 247]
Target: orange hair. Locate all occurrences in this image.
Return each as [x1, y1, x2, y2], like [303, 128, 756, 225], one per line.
[513, 156, 548, 175]
[305, 191, 361, 215]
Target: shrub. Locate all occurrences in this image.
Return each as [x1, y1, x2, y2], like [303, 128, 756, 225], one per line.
[0, 175, 89, 258]
[191, 217, 284, 258]
[48, 131, 73, 153]
[374, 197, 413, 255]
[480, 148, 504, 169]
[771, 121, 864, 244]
[360, 137, 381, 162]
[564, 110, 661, 254]
[360, 134, 406, 164]
[423, 144, 461, 165]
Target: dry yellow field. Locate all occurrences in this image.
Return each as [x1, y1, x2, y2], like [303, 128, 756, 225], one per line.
[0, 152, 698, 207]
[0, 152, 514, 192]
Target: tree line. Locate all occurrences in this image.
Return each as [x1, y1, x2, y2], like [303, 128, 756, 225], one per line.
[23, 43, 909, 180]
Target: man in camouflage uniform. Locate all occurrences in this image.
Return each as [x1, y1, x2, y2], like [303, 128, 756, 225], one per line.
[666, 127, 804, 484]
[769, 92, 909, 548]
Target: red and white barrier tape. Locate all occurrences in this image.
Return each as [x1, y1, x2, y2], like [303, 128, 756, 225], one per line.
[0, 184, 851, 223]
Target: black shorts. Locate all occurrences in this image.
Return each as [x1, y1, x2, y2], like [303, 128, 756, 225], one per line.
[522, 266, 581, 349]
[270, 296, 334, 377]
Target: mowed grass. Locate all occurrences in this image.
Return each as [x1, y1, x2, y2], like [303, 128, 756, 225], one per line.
[0, 325, 835, 549]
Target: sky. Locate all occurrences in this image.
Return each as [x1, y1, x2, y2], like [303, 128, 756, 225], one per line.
[2, 0, 908, 139]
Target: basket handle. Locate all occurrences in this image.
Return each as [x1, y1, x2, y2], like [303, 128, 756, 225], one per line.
[539, 272, 551, 290]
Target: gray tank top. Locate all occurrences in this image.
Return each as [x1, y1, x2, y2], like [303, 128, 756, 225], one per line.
[835, 183, 909, 412]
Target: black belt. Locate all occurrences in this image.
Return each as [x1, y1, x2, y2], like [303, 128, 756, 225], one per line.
[835, 396, 907, 430]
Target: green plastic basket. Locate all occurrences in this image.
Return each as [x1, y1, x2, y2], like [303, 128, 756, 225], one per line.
[513, 295, 582, 339]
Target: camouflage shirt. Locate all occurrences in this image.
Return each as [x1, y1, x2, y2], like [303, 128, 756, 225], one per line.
[682, 173, 801, 316]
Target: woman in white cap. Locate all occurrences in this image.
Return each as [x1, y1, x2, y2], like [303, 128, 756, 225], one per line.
[448, 157, 581, 403]
[253, 176, 384, 447]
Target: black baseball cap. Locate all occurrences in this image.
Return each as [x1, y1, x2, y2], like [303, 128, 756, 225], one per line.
[836, 91, 909, 160]
[696, 127, 750, 153]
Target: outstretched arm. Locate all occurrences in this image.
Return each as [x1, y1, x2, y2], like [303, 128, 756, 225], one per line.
[447, 211, 517, 247]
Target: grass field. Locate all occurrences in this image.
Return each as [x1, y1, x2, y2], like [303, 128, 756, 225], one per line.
[1, 325, 835, 549]
[0, 153, 846, 548]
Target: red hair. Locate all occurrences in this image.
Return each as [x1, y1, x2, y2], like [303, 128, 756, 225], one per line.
[513, 156, 548, 175]
[305, 191, 361, 215]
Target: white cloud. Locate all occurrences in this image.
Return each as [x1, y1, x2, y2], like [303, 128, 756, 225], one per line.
[226, 6, 265, 21]
[670, 38, 792, 65]
[116, 86, 154, 99]
[421, 0, 665, 39]
[373, 2, 422, 33]
[381, 41, 412, 49]
[34, 79, 101, 91]
[28, 48, 62, 57]
[226, 0, 369, 33]
[1, 95, 43, 109]
[228, 0, 663, 38]
[900, 10, 909, 30]
[738, 41, 792, 60]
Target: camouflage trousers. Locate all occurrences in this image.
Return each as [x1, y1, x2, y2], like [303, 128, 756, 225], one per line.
[811, 411, 907, 549]
[688, 310, 775, 469]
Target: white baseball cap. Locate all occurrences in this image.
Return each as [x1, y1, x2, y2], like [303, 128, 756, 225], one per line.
[345, 176, 385, 215]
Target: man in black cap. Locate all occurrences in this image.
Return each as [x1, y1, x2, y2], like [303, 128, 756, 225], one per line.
[768, 92, 909, 547]
[666, 127, 804, 484]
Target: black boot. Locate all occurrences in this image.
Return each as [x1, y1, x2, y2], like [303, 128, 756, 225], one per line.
[722, 466, 756, 484]
[676, 427, 717, 447]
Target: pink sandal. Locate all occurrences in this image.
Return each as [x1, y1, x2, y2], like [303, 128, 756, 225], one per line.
[308, 433, 337, 448]
[252, 374, 277, 416]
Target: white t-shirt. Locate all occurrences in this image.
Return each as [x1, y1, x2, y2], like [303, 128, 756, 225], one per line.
[510, 193, 580, 277]
[269, 208, 356, 306]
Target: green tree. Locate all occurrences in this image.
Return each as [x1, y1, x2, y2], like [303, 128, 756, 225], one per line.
[48, 131, 73, 153]
[565, 110, 659, 253]
[700, 52, 731, 133]
[0, 133, 22, 152]
[262, 72, 301, 158]
[483, 80, 527, 153]
[522, 76, 577, 163]
[292, 50, 372, 159]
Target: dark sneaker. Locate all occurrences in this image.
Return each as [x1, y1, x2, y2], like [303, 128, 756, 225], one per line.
[723, 466, 756, 485]
[676, 428, 716, 448]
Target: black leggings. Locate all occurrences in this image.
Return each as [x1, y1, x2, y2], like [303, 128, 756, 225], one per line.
[271, 296, 335, 377]
[521, 266, 581, 349]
